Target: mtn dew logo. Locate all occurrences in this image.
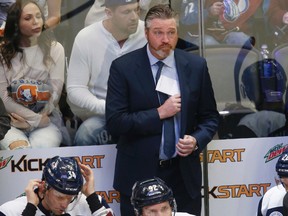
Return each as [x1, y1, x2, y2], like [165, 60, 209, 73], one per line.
[0, 156, 13, 170]
[264, 143, 288, 163]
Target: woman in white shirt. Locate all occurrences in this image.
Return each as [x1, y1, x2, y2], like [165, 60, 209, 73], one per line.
[0, 0, 65, 149]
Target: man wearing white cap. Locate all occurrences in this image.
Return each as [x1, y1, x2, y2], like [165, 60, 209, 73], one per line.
[67, 0, 147, 146]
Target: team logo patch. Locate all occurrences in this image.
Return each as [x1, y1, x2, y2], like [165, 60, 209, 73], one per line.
[223, 0, 240, 22]
[8, 79, 51, 112]
[223, 0, 250, 22]
[16, 84, 38, 105]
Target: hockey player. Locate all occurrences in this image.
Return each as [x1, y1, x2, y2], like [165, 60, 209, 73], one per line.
[131, 177, 194, 216]
[257, 152, 288, 215]
[0, 156, 114, 216]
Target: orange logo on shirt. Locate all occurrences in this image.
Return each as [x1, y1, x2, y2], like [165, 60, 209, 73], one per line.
[16, 84, 38, 105]
[11, 83, 50, 105]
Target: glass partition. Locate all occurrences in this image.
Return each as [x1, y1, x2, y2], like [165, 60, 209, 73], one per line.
[0, 0, 287, 151]
[171, 0, 288, 140]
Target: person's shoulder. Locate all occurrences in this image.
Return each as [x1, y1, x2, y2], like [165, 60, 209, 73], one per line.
[175, 48, 199, 57]
[263, 185, 286, 200]
[75, 21, 103, 39]
[0, 196, 27, 215]
[66, 194, 91, 214]
[175, 48, 206, 62]
[114, 46, 146, 63]
[0, 195, 27, 206]
[50, 41, 65, 57]
[69, 193, 113, 214]
[51, 41, 64, 50]
[269, 185, 285, 192]
[260, 185, 286, 212]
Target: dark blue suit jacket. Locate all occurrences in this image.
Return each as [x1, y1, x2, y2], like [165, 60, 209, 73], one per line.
[106, 45, 219, 198]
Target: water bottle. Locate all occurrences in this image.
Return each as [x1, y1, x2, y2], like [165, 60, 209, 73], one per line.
[260, 44, 282, 104]
[261, 44, 273, 78]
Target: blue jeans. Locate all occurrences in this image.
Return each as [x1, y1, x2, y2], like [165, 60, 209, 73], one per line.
[73, 116, 113, 146]
[224, 32, 252, 48]
[0, 123, 62, 150]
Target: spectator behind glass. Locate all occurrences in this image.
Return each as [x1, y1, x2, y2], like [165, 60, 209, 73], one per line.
[84, 0, 107, 27]
[0, 0, 61, 36]
[267, 0, 288, 46]
[138, 0, 169, 20]
[84, 0, 169, 27]
[106, 4, 219, 215]
[0, 0, 65, 150]
[232, 110, 286, 138]
[0, 156, 114, 215]
[0, 97, 11, 140]
[67, 0, 147, 146]
[0, 0, 14, 35]
[257, 151, 288, 215]
[205, 0, 262, 48]
[179, 0, 221, 47]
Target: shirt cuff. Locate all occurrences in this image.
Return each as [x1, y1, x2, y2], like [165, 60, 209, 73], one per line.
[86, 192, 102, 213]
[22, 203, 37, 216]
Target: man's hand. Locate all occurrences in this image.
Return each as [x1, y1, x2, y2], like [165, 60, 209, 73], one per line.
[157, 94, 181, 119]
[78, 163, 95, 197]
[208, 2, 224, 17]
[176, 135, 198, 157]
[25, 179, 45, 206]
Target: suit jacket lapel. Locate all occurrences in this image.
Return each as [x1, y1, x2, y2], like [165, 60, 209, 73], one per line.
[175, 50, 190, 136]
[135, 46, 160, 107]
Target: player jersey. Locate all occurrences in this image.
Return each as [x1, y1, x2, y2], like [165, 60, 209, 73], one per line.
[0, 193, 113, 216]
[257, 184, 286, 216]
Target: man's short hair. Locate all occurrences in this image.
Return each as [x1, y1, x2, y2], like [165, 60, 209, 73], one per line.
[101, 0, 138, 8]
[144, 4, 178, 29]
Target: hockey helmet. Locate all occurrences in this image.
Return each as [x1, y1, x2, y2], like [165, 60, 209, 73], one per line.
[131, 177, 176, 215]
[276, 152, 288, 178]
[42, 156, 83, 195]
